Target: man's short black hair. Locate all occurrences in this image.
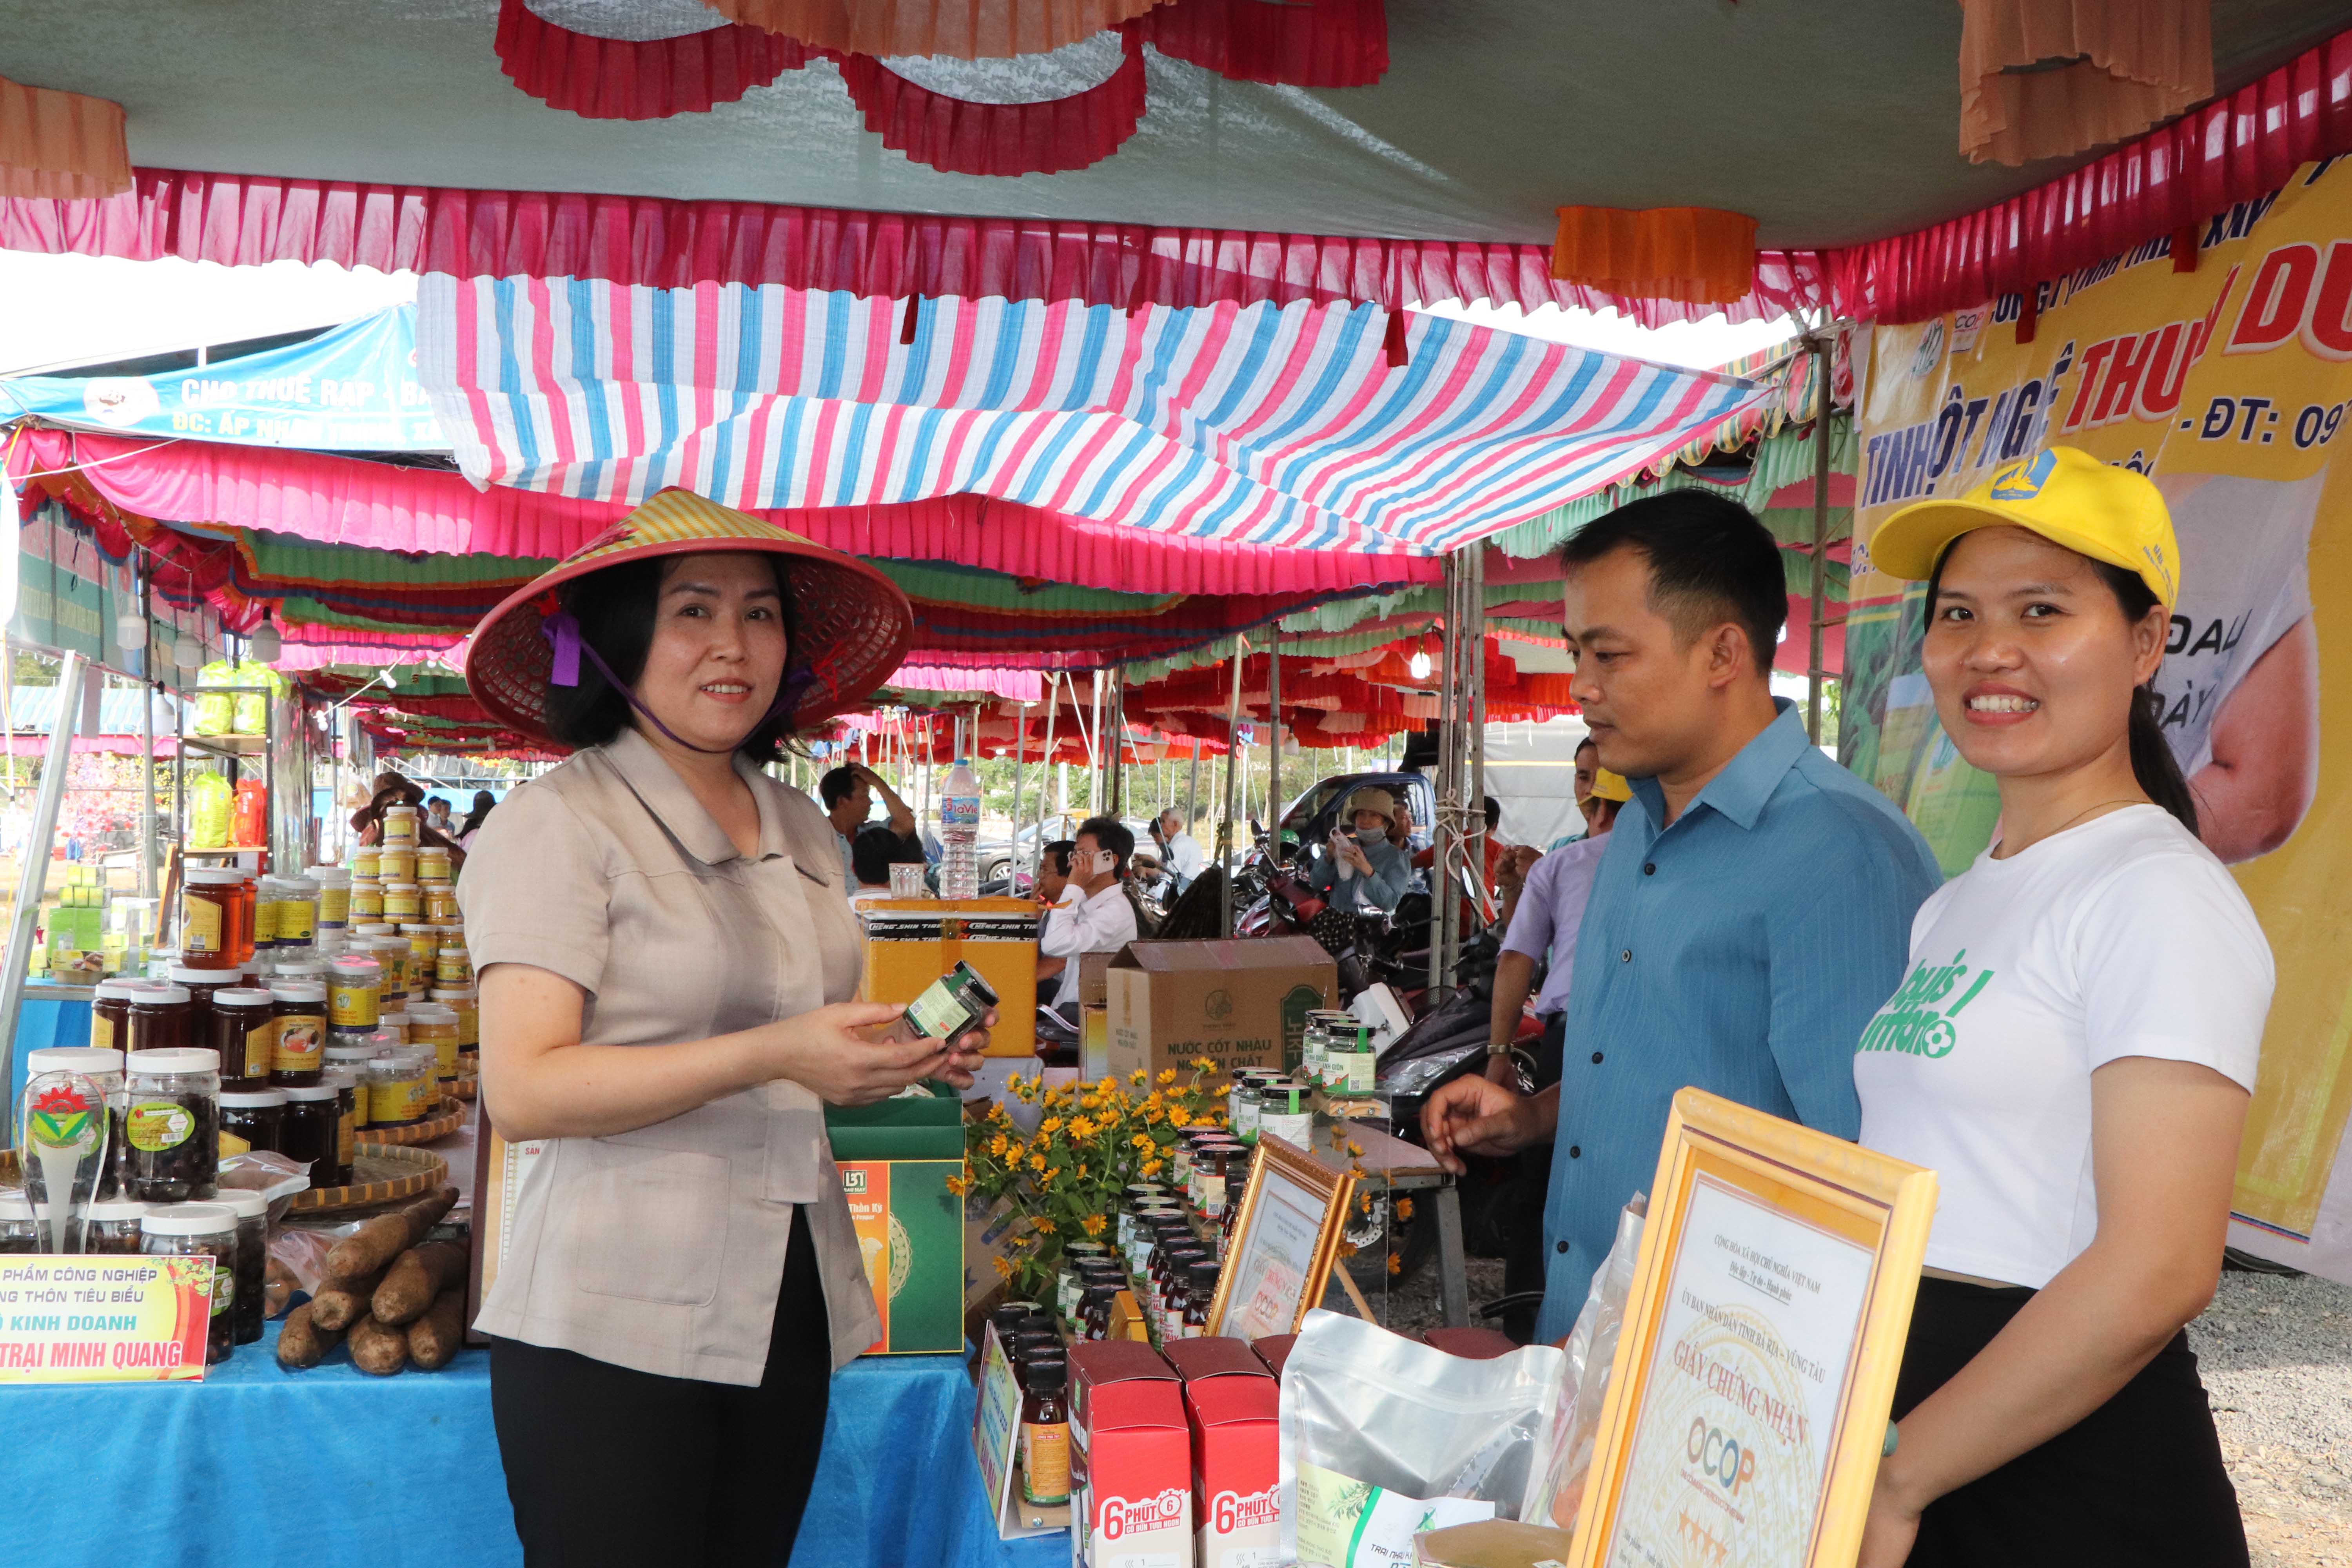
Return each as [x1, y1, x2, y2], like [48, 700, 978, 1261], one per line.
[850, 822, 924, 885]
[1041, 839, 1076, 877]
[1558, 490, 1786, 675]
[1483, 795, 1501, 832]
[818, 765, 862, 811]
[1573, 735, 1597, 759]
[1075, 815, 1134, 871]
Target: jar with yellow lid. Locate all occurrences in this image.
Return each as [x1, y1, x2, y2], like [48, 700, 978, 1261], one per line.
[423, 883, 461, 924]
[430, 985, 477, 1053]
[381, 882, 422, 923]
[365, 1045, 436, 1127]
[416, 844, 453, 884]
[409, 1003, 461, 1082]
[348, 845, 380, 879]
[348, 877, 384, 923]
[380, 804, 419, 846]
[434, 933, 472, 988]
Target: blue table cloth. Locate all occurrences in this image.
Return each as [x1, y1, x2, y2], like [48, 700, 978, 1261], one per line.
[1, 1321, 1068, 1568]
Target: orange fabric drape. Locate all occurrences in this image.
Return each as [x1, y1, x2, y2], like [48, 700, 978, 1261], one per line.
[701, 0, 1168, 58]
[1957, 0, 2212, 166]
[1549, 206, 1757, 307]
[0, 76, 130, 201]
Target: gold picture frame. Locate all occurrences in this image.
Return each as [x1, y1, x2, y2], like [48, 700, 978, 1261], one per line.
[1205, 1132, 1356, 1339]
[1567, 1089, 1938, 1568]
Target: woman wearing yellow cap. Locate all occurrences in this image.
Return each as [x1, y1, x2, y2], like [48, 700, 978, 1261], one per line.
[456, 489, 988, 1564]
[1853, 448, 2269, 1565]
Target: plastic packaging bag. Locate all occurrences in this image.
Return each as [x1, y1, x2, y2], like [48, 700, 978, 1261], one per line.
[1280, 1309, 1563, 1568]
[191, 659, 239, 736]
[187, 771, 232, 849]
[232, 659, 285, 734]
[1522, 1195, 1646, 1529]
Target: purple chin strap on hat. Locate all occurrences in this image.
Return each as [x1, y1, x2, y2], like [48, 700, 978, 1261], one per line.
[542, 611, 817, 755]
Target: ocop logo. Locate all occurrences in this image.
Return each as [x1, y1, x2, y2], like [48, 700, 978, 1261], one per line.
[841, 1169, 868, 1194]
[1098, 1488, 1187, 1539]
[1210, 1487, 1278, 1534]
[1687, 1419, 1757, 1498]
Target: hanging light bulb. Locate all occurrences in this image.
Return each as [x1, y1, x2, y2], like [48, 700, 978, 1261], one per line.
[248, 609, 282, 664]
[1408, 650, 1433, 681]
[382, 662, 399, 687]
[172, 631, 203, 671]
[115, 608, 148, 656]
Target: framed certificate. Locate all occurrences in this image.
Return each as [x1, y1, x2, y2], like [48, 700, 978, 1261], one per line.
[1205, 1133, 1355, 1339]
[1568, 1089, 1936, 1568]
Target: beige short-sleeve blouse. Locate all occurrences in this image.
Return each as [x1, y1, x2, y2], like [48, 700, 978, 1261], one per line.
[459, 726, 881, 1383]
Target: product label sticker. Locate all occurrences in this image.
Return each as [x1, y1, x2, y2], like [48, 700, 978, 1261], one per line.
[329, 986, 377, 1028]
[1290, 1461, 1495, 1568]
[279, 906, 315, 942]
[244, 1024, 277, 1080]
[125, 1101, 194, 1153]
[207, 1261, 232, 1317]
[275, 1019, 323, 1068]
[181, 898, 222, 954]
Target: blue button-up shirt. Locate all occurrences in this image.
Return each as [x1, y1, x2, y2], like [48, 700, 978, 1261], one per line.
[1536, 701, 1943, 1341]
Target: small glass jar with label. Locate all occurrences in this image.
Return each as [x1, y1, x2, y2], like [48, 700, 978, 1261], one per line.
[276, 878, 319, 949]
[319, 1067, 359, 1185]
[90, 978, 152, 1053]
[251, 879, 284, 952]
[212, 1189, 270, 1345]
[408, 1003, 461, 1082]
[1256, 1078, 1312, 1149]
[433, 932, 470, 987]
[416, 844, 453, 884]
[85, 1198, 146, 1255]
[124, 1049, 221, 1203]
[323, 1044, 383, 1133]
[327, 955, 383, 1033]
[127, 984, 194, 1055]
[278, 1083, 343, 1184]
[380, 804, 419, 846]
[206, 986, 278, 1091]
[430, 985, 478, 1053]
[382, 882, 422, 923]
[307, 865, 352, 930]
[179, 870, 245, 969]
[348, 877, 384, 924]
[140, 1202, 238, 1365]
[365, 1045, 437, 1128]
[348, 845, 381, 880]
[218, 1087, 285, 1154]
[267, 982, 328, 1089]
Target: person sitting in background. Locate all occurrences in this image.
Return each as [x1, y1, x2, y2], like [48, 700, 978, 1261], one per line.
[1032, 839, 1079, 991]
[457, 789, 497, 849]
[1040, 818, 1139, 1011]
[848, 822, 927, 906]
[818, 762, 916, 889]
[1153, 810, 1206, 892]
[1307, 787, 1413, 913]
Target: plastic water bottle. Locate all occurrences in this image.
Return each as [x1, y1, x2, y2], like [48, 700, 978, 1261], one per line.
[940, 758, 982, 899]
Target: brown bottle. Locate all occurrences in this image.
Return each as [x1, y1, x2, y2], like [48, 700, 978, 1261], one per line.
[1018, 1359, 1071, 1506]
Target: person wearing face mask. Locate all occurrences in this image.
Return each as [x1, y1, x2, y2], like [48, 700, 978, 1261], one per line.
[1032, 840, 1080, 994]
[1304, 787, 1413, 913]
[1851, 449, 2269, 1567]
[456, 490, 990, 1566]
[1040, 817, 1141, 1011]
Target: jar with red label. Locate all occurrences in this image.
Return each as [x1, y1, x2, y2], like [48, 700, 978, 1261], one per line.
[267, 982, 327, 1088]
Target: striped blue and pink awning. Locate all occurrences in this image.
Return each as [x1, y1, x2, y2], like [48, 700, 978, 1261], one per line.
[417, 274, 1774, 557]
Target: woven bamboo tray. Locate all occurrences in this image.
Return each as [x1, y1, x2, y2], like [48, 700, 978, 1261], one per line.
[287, 1143, 447, 1214]
[363, 1097, 466, 1146]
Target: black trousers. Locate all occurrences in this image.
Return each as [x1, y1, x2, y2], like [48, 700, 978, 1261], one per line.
[1894, 1276, 2247, 1567]
[490, 1209, 834, 1568]
[1499, 1011, 1566, 1343]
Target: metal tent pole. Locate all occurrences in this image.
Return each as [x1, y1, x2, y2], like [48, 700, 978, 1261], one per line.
[1466, 547, 1487, 933]
[1430, 563, 1461, 996]
[1186, 747, 1201, 837]
[1218, 642, 1246, 937]
[0, 652, 87, 1071]
[1807, 327, 1835, 744]
[1033, 676, 1062, 882]
[1267, 628, 1283, 864]
[1009, 700, 1029, 878]
[1105, 668, 1125, 817]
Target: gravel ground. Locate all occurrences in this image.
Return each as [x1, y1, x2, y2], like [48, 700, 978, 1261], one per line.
[1353, 1254, 2352, 1559]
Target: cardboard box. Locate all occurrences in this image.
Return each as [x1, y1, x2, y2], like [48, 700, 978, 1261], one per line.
[1077, 950, 1118, 1010]
[837, 1159, 965, 1354]
[1160, 1335, 1275, 1386]
[1419, 1327, 1522, 1361]
[1413, 1519, 1579, 1568]
[1251, 1334, 1296, 1380]
[1072, 1369, 1194, 1568]
[1070, 1339, 1176, 1433]
[858, 898, 1040, 1057]
[1186, 1376, 1279, 1568]
[1105, 938, 1336, 1084]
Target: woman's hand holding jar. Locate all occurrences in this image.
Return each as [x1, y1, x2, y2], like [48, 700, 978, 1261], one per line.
[762, 1000, 992, 1105]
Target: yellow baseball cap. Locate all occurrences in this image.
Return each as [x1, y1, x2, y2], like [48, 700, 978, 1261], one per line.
[1580, 768, 1632, 804]
[1869, 446, 2180, 610]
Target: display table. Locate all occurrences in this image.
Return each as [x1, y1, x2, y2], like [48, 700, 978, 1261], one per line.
[0, 1321, 1067, 1568]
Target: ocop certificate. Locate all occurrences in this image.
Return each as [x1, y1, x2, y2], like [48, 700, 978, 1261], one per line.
[1568, 1091, 1936, 1568]
[1607, 1177, 1876, 1565]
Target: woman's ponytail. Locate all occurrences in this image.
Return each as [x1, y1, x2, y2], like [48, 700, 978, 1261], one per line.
[2126, 682, 2200, 837]
[2092, 561, 2200, 837]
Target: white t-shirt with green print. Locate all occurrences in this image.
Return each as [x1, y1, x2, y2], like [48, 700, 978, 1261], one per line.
[1855, 805, 2272, 1289]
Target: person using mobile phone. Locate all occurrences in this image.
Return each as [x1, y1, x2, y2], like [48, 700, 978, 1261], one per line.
[458, 489, 987, 1566]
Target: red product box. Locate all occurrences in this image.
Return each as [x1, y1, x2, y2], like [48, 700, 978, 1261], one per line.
[1069, 1339, 1177, 1438]
[1160, 1335, 1274, 1386]
[1250, 1333, 1296, 1380]
[1072, 1378, 1193, 1568]
[1418, 1326, 1521, 1361]
[1185, 1375, 1279, 1568]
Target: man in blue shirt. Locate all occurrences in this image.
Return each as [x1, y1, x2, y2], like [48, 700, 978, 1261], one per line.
[1423, 490, 1942, 1342]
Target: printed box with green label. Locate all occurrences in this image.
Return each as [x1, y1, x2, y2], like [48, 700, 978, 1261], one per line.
[1105, 937, 1336, 1084]
[827, 1092, 966, 1356]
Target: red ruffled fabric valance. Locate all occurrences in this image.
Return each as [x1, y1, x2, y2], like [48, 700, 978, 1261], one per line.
[1136, 0, 1387, 89]
[493, 0, 809, 120]
[704, 0, 1165, 60]
[1835, 21, 2352, 324]
[835, 28, 1147, 176]
[0, 166, 1824, 326]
